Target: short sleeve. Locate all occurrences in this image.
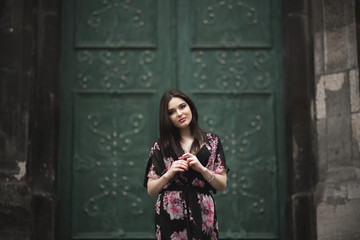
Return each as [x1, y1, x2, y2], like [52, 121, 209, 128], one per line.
[213, 135, 229, 174]
[147, 163, 160, 180]
[143, 140, 165, 188]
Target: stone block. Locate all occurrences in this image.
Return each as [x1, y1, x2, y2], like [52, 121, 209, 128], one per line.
[326, 114, 352, 166]
[348, 180, 360, 200]
[316, 118, 327, 182]
[325, 73, 351, 117]
[320, 182, 347, 203]
[316, 72, 350, 120]
[0, 231, 30, 240]
[323, 0, 357, 72]
[0, 182, 31, 208]
[349, 69, 360, 113]
[0, 205, 31, 240]
[326, 167, 357, 183]
[352, 113, 360, 163]
[326, 112, 352, 168]
[317, 199, 360, 240]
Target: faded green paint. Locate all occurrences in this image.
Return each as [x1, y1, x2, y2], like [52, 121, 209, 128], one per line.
[59, 0, 285, 239]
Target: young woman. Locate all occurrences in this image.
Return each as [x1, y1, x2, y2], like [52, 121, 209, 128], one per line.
[144, 89, 229, 240]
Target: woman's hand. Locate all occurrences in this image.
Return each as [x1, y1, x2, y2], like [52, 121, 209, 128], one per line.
[181, 152, 228, 191]
[163, 159, 189, 179]
[147, 159, 188, 197]
[180, 153, 206, 174]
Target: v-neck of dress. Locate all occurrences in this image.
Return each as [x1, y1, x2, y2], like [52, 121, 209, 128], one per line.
[177, 144, 207, 159]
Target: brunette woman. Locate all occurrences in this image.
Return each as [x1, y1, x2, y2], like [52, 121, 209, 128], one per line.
[144, 89, 229, 240]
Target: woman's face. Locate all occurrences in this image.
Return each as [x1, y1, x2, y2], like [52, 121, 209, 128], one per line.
[168, 97, 192, 129]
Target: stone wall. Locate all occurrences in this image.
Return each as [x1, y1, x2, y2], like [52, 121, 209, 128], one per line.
[1, 0, 359, 240]
[0, 1, 61, 239]
[283, 0, 317, 239]
[312, 0, 360, 239]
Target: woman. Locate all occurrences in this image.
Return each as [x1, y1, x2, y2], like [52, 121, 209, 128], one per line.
[144, 89, 229, 240]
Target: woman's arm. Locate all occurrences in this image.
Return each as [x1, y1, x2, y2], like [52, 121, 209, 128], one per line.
[200, 168, 227, 191]
[147, 159, 188, 197]
[147, 175, 170, 197]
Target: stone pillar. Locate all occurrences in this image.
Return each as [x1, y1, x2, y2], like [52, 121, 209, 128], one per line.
[0, 1, 61, 239]
[283, 0, 317, 239]
[312, 0, 360, 239]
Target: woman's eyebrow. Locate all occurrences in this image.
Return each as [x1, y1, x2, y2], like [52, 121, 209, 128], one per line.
[168, 103, 185, 111]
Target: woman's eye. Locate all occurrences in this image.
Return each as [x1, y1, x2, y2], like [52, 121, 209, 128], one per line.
[180, 104, 186, 109]
[168, 110, 174, 115]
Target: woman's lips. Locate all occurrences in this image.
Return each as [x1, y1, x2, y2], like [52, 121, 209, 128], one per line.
[179, 117, 186, 123]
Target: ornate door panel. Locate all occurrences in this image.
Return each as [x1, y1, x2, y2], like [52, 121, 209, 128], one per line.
[59, 0, 171, 239]
[177, 0, 285, 239]
[60, 0, 285, 239]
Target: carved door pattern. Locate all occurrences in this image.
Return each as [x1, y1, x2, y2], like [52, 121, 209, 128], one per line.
[59, 0, 285, 239]
[177, 1, 285, 239]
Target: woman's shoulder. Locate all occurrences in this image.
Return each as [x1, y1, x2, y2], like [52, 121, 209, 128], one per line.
[204, 132, 222, 143]
[204, 132, 219, 139]
[150, 138, 161, 151]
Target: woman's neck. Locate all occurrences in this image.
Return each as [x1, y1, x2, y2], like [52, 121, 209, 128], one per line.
[179, 126, 192, 139]
[179, 127, 194, 153]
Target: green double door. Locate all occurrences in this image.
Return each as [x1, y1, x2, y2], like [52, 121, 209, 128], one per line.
[59, 0, 285, 239]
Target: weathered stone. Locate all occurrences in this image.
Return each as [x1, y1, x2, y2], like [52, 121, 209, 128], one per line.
[319, 182, 347, 203]
[323, 0, 357, 72]
[283, 2, 317, 239]
[326, 114, 352, 167]
[291, 193, 315, 240]
[349, 69, 360, 113]
[326, 167, 357, 183]
[314, 1, 360, 239]
[326, 74, 351, 117]
[0, 182, 31, 208]
[0, 205, 31, 240]
[283, 0, 308, 14]
[0, 0, 60, 239]
[317, 200, 360, 240]
[316, 72, 350, 120]
[32, 194, 56, 240]
[352, 113, 360, 163]
[347, 180, 360, 200]
[311, 0, 325, 75]
[316, 118, 328, 182]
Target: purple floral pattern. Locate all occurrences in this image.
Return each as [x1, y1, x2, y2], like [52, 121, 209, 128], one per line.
[144, 133, 228, 239]
[198, 193, 215, 234]
[163, 191, 186, 220]
[170, 228, 187, 240]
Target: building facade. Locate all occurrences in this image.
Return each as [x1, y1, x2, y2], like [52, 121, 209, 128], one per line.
[0, 0, 359, 239]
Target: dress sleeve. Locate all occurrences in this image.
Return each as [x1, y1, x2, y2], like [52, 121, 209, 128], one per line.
[143, 140, 164, 188]
[213, 135, 230, 174]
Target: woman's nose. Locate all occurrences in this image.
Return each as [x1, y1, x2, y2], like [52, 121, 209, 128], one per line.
[176, 109, 182, 116]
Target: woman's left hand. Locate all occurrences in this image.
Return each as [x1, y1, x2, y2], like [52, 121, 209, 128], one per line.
[180, 153, 206, 173]
[181, 152, 228, 191]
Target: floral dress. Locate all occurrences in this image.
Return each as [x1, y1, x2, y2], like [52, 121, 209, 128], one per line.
[144, 133, 229, 240]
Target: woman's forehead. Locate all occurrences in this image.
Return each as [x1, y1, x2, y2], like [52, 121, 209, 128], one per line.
[168, 97, 185, 109]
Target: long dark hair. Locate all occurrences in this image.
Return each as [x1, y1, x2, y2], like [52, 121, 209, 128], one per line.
[159, 89, 206, 158]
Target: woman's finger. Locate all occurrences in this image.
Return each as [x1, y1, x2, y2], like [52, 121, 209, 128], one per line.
[181, 153, 194, 159]
[172, 160, 188, 171]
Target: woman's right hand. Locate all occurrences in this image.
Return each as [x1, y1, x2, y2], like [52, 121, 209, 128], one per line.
[147, 159, 189, 197]
[163, 160, 189, 179]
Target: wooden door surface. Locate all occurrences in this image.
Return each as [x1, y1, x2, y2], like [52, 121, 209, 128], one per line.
[59, 0, 285, 239]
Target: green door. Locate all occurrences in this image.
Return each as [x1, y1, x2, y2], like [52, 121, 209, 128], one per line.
[59, 0, 285, 239]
